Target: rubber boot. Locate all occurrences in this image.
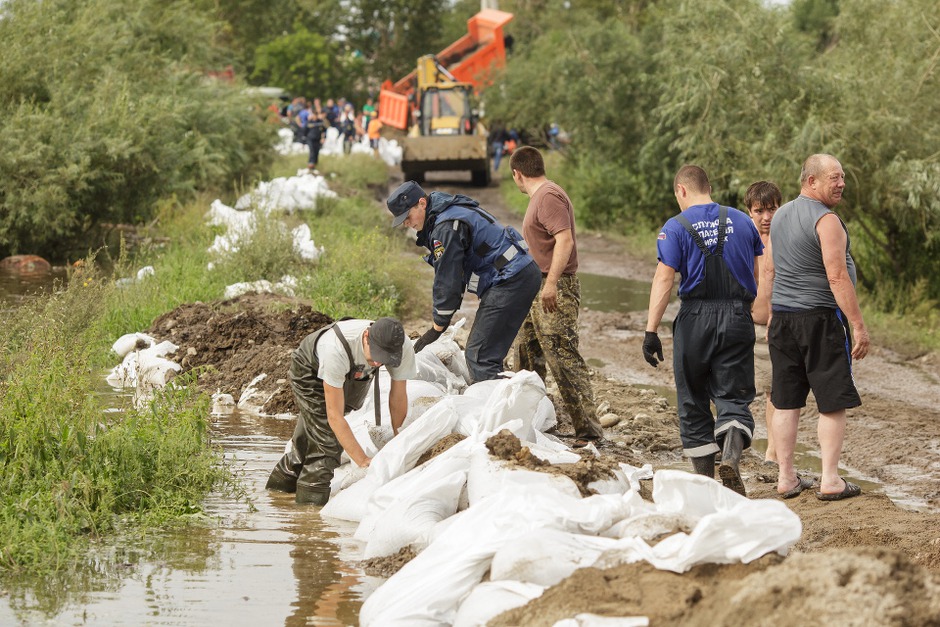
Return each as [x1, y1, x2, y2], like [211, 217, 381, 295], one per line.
[718, 428, 747, 496]
[690, 453, 716, 478]
[265, 466, 298, 493]
[295, 484, 330, 506]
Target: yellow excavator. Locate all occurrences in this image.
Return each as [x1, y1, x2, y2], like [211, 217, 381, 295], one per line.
[378, 9, 513, 186]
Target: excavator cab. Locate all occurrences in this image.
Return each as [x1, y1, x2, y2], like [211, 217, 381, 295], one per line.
[419, 85, 474, 136]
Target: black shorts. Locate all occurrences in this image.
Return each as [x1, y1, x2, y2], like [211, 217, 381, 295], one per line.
[768, 307, 861, 413]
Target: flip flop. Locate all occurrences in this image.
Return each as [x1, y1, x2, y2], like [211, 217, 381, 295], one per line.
[816, 479, 862, 501]
[779, 475, 814, 499]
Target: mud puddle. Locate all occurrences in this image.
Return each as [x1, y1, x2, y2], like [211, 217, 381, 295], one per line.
[0, 408, 370, 626]
[579, 272, 650, 313]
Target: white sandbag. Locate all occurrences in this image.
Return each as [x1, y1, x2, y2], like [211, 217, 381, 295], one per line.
[452, 394, 489, 437]
[368, 396, 461, 485]
[320, 474, 380, 522]
[362, 469, 467, 559]
[144, 340, 179, 359]
[344, 371, 445, 433]
[601, 511, 698, 542]
[587, 461, 653, 496]
[453, 580, 545, 627]
[526, 442, 582, 465]
[462, 378, 502, 401]
[355, 438, 477, 542]
[110, 332, 155, 358]
[359, 485, 636, 626]
[320, 127, 345, 156]
[377, 137, 402, 167]
[477, 370, 547, 442]
[414, 351, 466, 394]
[532, 395, 557, 432]
[490, 528, 622, 587]
[553, 615, 649, 627]
[466, 445, 581, 507]
[422, 318, 471, 384]
[292, 223, 324, 261]
[594, 470, 802, 573]
[136, 353, 181, 388]
[330, 463, 368, 495]
[237, 373, 272, 413]
[274, 127, 308, 156]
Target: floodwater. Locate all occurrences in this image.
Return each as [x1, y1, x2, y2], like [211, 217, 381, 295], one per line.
[0, 266, 67, 310]
[579, 272, 650, 313]
[0, 407, 377, 626]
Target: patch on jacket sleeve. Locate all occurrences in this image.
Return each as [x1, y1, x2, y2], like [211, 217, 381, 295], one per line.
[657, 232, 667, 240]
[433, 239, 445, 260]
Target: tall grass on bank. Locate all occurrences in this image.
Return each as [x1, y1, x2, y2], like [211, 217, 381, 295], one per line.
[0, 266, 231, 581]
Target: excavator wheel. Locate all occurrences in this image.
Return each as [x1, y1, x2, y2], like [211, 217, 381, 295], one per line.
[471, 168, 491, 187]
[403, 170, 425, 184]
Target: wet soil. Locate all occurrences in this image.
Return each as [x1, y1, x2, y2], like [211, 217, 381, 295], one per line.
[140, 172, 940, 624]
[148, 293, 333, 415]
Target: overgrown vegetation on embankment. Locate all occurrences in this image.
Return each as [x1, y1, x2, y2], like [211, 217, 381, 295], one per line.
[0, 152, 423, 591]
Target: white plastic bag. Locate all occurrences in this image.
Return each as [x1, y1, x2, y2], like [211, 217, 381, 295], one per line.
[362, 469, 467, 559]
[453, 580, 545, 627]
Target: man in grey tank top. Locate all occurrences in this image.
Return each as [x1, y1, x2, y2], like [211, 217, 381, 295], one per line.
[764, 153, 870, 501]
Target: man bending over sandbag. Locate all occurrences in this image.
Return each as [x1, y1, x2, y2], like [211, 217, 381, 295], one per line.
[266, 318, 417, 505]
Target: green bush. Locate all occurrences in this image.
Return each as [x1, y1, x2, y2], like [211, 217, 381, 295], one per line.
[0, 0, 277, 260]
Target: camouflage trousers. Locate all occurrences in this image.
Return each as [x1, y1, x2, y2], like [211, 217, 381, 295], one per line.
[515, 274, 604, 439]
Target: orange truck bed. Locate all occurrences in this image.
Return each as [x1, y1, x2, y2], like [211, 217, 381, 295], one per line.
[379, 9, 513, 130]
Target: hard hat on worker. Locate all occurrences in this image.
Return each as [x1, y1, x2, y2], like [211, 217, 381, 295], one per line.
[387, 180, 427, 227]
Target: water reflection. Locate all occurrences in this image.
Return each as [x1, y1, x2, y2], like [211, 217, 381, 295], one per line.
[0, 265, 68, 310]
[0, 408, 371, 626]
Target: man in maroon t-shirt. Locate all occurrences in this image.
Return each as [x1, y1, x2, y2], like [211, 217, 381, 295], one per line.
[510, 146, 604, 445]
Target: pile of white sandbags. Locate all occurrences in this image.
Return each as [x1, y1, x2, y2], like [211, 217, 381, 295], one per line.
[310, 337, 803, 626]
[106, 332, 182, 407]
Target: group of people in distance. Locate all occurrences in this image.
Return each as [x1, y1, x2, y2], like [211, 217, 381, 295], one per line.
[281, 96, 383, 173]
[265, 145, 866, 507]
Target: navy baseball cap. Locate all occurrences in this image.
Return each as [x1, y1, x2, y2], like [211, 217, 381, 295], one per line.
[368, 317, 405, 367]
[387, 180, 426, 227]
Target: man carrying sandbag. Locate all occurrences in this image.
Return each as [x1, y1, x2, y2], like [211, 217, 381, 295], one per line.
[387, 180, 541, 383]
[266, 317, 417, 505]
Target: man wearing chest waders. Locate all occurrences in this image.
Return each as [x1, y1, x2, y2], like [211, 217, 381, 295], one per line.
[266, 317, 417, 505]
[642, 165, 763, 497]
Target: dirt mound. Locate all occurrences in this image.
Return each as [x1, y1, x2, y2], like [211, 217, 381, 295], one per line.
[491, 548, 940, 626]
[148, 293, 332, 414]
[485, 429, 621, 497]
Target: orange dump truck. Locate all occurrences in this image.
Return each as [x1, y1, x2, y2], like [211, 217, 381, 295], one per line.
[379, 9, 513, 185]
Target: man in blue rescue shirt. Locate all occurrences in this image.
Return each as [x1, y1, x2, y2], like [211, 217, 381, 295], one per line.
[387, 180, 541, 383]
[643, 165, 763, 497]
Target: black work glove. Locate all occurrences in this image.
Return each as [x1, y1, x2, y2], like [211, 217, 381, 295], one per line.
[413, 327, 443, 354]
[642, 331, 664, 367]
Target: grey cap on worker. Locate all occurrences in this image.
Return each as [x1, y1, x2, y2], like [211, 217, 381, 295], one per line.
[368, 317, 405, 367]
[387, 180, 427, 227]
